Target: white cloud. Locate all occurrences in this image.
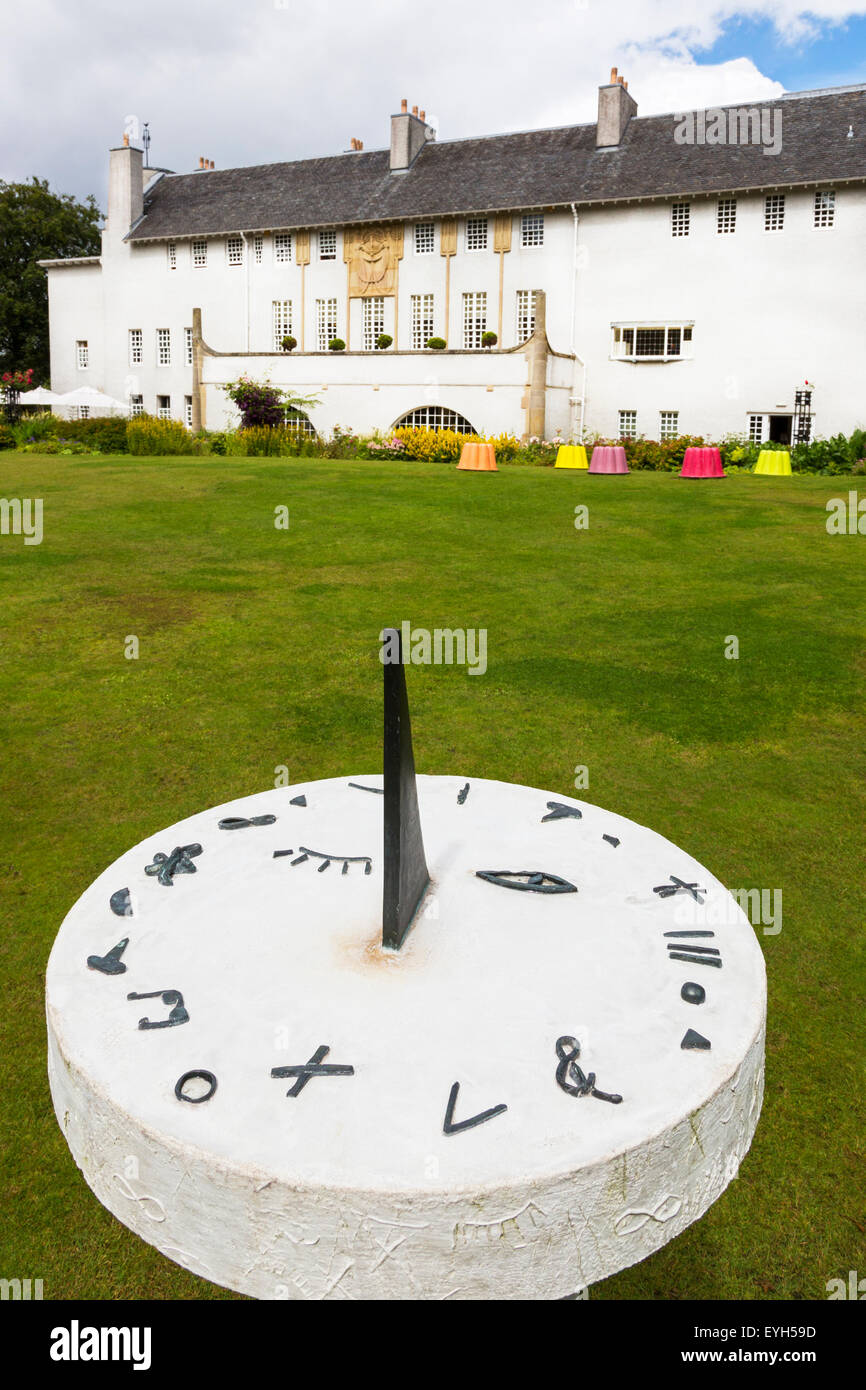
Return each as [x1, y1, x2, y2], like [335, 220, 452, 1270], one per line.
[1, 0, 864, 204]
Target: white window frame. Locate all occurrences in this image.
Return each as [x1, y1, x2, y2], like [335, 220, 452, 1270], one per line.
[659, 410, 679, 440]
[395, 406, 475, 434]
[411, 293, 435, 350]
[129, 329, 142, 366]
[671, 202, 690, 237]
[227, 235, 244, 266]
[273, 300, 293, 350]
[363, 296, 386, 351]
[76, 339, 88, 370]
[274, 233, 292, 263]
[130, 395, 144, 417]
[156, 395, 171, 420]
[253, 234, 263, 263]
[192, 239, 208, 268]
[814, 190, 835, 228]
[619, 410, 638, 439]
[520, 214, 544, 247]
[748, 414, 764, 443]
[316, 297, 338, 350]
[465, 217, 488, 252]
[717, 197, 737, 234]
[414, 222, 435, 255]
[515, 289, 538, 343]
[764, 194, 785, 232]
[167, 241, 177, 270]
[611, 322, 694, 362]
[319, 229, 337, 261]
[156, 328, 171, 366]
[462, 291, 487, 348]
[184, 396, 193, 428]
[184, 327, 193, 366]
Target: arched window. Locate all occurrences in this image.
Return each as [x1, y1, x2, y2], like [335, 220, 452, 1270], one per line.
[393, 406, 476, 434]
[284, 409, 316, 437]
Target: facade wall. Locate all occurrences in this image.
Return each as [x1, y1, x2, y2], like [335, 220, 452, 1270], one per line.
[44, 177, 865, 441]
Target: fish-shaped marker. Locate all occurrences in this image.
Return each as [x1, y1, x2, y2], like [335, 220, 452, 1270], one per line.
[475, 870, 577, 895]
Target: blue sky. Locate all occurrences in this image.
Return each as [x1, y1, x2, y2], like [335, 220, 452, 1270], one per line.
[1, 1, 865, 205]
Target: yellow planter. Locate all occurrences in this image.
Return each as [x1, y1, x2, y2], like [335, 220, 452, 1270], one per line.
[554, 445, 588, 470]
[754, 450, 792, 475]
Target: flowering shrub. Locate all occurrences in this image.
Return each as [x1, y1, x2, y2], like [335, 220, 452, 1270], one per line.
[0, 423, 15, 449]
[127, 415, 196, 455]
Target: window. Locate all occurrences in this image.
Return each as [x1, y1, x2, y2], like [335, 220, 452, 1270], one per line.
[414, 222, 435, 255]
[253, 235, 263, 263]
[316, 297, 338, 350]
[130, 395, 144, 417]
[76, 340, 88, 370]
[192, 239, 208, 267]
[184, 327, 193, 366]
[157, 395, 171, 420]
[717, 197, 737, 234]
[465, 217, 488, 251]
[748, 414, 764, 443]
[129, 329, 142, 365]
[462, 291, 487, 348]
[285, 409, 316, 437]
[411, 293, 435, 349]
[273, 300, 293, 350]
[76, 405, 90, 419]
[671, 202, 690, 237]
[184, 396, 193, 428]
[611, 323, 694, 360]
[619, 410, 637, 439]
[319, 229, 337, 260]
[156, 329, 171, 366]
[521, 214, 544, 247]
[227, 235, 244, 266]
[167, 241, 177, 270]
[363, 296, 385, 350]
[814, 190, 835, 228]
[515, 289, 538, 343]
[274, 233, 292, 262]
[764, 195, 785, 231]
[394, 406, 475, 434]
[659, 411, 679, 440]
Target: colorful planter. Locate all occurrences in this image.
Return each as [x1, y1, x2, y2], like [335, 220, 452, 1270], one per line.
[754, 450, 792, 476]
[554, 444, 588, 470]
[680, 446, 725, 478]
[457, 442, 497, 472]
[589, 445, 629, 475]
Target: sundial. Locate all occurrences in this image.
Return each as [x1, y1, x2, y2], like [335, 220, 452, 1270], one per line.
[46, 631, 766, 1300]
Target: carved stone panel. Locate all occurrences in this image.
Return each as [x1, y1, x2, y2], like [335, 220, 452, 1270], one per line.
[344, 224, 404, 298]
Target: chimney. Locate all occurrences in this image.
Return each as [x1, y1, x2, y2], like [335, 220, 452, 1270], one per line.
[390, 99, 436, 173]
[106, 136, 143, 238]
[596, 68, 637, 148]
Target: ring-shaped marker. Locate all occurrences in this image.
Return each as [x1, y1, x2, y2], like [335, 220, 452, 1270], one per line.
[174, 1070, 218, 1104]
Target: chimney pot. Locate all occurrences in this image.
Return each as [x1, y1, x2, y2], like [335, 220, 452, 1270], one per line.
[420, 110, 425, 121]
[412, 105, 418, 116]
[122, 132, 129, 147]
[401, 98, 408, 112]
[610, 66, 618, 83]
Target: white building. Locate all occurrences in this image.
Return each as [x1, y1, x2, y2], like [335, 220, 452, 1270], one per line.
[41, 74, 866, 444]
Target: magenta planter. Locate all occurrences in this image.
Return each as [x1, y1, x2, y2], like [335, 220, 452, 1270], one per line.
[589, 446, 629, 474]
[680, 447, 725, 479]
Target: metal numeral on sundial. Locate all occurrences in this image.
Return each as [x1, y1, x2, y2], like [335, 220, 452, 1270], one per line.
[283, 846, 372, 874]
[87, 938, 129, 975]
[476, 870, 577, 894]
[218, 815, 277, 830]
[271, 1045, 355, 1097]
[541, 801, 582, 822]
[555, 1037, 622, 1104]
[144, 844, 202, 887]
[653, 875, 706, 904]
[443, 1082, 507, 1135]
[127, 989, 189, 1029]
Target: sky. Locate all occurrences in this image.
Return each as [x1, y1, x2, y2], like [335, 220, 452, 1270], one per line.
[2, 0, 865, 209]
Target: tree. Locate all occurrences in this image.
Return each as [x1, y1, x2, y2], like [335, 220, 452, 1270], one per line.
[0, 178, 102, 384]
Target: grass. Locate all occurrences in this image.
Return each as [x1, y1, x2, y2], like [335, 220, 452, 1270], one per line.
[0, 452, 863, 1301]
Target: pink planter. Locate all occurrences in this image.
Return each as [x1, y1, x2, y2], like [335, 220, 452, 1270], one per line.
[589, 446, 629, 474]
[680, 447, 725, 479]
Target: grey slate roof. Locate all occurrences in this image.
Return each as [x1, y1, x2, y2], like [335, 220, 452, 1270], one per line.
[128, 86, 866, 241]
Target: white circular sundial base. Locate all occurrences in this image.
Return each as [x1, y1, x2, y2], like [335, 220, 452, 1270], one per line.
[46, 776, 765, 1300]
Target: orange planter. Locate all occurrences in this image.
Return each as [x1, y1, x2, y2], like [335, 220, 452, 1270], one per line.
[457, 442, 497, 472]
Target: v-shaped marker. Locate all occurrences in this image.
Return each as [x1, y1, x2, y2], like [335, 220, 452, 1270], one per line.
[443, 1081, 507, 1135]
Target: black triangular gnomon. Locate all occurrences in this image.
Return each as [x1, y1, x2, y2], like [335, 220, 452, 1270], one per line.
[443, 1082, 508, 1135]
[382, 627, 430, 949]
[681, 1028, 711, 1050]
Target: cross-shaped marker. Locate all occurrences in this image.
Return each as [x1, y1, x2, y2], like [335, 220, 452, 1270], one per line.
[271, 1045, 355, 1098]
[653, 875, 705, 904]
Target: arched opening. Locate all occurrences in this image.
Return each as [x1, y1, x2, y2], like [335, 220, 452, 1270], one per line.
[284, 408, 317, 437]
[393, 406, 476, 434]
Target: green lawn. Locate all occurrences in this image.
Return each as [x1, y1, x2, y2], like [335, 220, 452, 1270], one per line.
[1, 453, 863, 1300]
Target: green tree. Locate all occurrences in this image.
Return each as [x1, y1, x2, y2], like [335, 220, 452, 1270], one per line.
[0, 178, 102, 384]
